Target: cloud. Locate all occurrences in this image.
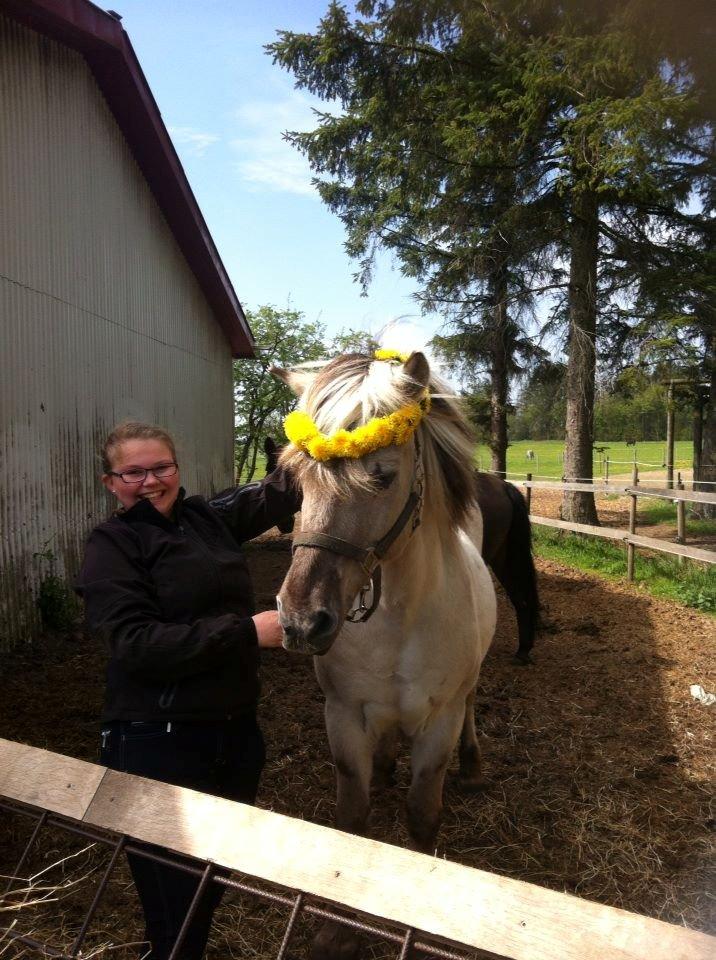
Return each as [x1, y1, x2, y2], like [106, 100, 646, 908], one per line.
[230, 87, 333, 197]
[168, 126, 220, 157]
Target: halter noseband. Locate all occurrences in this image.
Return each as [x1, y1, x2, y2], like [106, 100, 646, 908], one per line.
[291, 437, 424, 623]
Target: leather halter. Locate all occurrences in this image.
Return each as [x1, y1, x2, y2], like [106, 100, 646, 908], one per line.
[291, 437, 424, 623]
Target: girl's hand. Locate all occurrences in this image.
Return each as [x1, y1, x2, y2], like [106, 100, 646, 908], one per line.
[252, 610, 285, 649]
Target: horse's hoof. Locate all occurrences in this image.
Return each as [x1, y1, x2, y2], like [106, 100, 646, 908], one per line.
[312, 922, 362, 960]
[514, 652, 533, 666]
[458, 775, 488, 794]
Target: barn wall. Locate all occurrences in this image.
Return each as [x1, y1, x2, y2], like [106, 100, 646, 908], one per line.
[0, 16, 237, 648]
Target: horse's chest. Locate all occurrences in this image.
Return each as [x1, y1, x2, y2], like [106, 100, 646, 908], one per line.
[318, 633, 466, 738]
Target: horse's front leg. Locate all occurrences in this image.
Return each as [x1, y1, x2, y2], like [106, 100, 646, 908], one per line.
[312, 700, 375, 960]
[407, 703, 464, 853]
[325, 698, 375, 834]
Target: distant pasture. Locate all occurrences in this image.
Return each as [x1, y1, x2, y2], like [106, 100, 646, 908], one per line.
[475, 439, 694, 480]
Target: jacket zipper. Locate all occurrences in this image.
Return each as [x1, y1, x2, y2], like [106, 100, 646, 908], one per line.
[181, 519, 226, 606]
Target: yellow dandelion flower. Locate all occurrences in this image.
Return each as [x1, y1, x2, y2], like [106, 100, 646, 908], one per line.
[284, 411, 317, 448]
[374, 349, 410, 364]
[331, 429, 352, 455]
[307, 436, 332, 461]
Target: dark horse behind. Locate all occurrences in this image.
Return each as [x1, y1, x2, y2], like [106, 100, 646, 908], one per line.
[475, 472, 539, 663]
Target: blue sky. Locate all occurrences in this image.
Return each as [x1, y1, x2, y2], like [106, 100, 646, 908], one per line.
[114, 0, 443, 351]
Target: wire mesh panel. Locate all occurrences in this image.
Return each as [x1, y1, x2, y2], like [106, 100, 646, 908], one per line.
[0, 798, 488, 960]
[1, 738, 713, 960]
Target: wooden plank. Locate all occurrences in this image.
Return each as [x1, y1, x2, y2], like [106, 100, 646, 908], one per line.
[521, 481, 631, 494]
[0, 737, 106, 821]
[519, 481, 716, 505]
[529, 515, 625, 540]
[625, 487, 716, 505]
[530, 517, 716, 564]
[626, 534, 716, 565]
[81, 768, 713, 960]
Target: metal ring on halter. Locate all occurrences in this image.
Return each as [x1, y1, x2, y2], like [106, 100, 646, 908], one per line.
[346, 567, 382, 623]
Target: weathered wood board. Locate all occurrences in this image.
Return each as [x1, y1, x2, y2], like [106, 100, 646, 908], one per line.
[0, 737, 106, 821]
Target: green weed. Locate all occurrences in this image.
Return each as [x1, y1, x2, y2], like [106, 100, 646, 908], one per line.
[33, 544, 78, 632]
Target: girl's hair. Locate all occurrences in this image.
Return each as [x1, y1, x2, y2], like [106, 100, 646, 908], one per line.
[101, 421, 177, 473]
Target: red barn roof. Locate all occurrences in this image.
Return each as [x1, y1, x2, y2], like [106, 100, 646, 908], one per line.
[1, 0, 255, 357]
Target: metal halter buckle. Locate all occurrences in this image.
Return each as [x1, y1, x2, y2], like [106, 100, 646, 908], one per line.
[346, 574, 379, 623]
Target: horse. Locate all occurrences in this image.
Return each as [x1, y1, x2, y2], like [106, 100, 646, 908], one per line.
[474, 472, 539, 664]
[273, 351, 496, 863]
[267, 434, 537, 661]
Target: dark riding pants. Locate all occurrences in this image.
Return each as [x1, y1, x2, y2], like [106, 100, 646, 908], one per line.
[100, 715, 265, 960]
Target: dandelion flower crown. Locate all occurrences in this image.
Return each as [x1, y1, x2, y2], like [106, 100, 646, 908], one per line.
[284, 351, 431, 462]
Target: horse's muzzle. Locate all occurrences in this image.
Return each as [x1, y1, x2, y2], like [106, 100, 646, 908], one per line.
[279, 608, 339, 656]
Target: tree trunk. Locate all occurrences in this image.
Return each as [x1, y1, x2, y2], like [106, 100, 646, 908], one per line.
[695, 331, 716, 519]
[235, 437, 252, 483]
[246, 437, 260, 482]
[562, 190, 599, 525]
[489, 272, 509, 476]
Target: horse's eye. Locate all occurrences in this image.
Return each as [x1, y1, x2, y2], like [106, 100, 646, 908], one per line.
[371, 468, 396, 490]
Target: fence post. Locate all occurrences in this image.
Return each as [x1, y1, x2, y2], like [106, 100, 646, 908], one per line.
[627, 464, 638, 582]
[525, 472, 532, 514]
[604, 456, 609, 484]
[676, 473, 686, 566]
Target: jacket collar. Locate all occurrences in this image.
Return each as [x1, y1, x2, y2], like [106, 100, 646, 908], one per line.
[116, 487, 186, 529]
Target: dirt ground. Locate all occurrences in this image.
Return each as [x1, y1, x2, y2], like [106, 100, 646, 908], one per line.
[1, 531, 714, 957]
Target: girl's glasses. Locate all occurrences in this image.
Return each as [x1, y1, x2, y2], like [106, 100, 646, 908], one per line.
[110, 462, 178, 484]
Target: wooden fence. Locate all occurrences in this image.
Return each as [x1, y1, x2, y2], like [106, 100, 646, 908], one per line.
[516, 473, 716, 579]
[1, 738, 713, 960]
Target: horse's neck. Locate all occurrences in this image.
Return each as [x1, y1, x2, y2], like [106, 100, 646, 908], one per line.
[380, 508, 461, 609]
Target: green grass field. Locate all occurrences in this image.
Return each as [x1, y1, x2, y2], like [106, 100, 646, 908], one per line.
[475, 439, 694, 479]
[532, 526, 716, 614]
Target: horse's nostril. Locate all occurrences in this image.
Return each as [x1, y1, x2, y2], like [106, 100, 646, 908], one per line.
[310, 608, 337, 641]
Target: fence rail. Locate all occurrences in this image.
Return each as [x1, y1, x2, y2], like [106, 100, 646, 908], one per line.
[1, 738, 713, 960]
[529, 514, 716, 566]
[514, 473, 716, 576]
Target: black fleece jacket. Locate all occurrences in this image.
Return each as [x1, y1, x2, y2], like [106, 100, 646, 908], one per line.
[75, 468, 300, 722]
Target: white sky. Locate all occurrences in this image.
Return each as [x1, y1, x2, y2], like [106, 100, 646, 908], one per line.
[112, 0, 444, 353]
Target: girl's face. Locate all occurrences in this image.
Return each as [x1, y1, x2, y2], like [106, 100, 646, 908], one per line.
[102, 439, 180, 518]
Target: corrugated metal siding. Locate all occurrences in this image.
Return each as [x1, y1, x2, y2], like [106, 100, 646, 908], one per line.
[0, 16, 237, 648]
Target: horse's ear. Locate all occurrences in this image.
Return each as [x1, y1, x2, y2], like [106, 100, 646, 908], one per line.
[270, 366, 312, 397]
[403, 352, 430, 395]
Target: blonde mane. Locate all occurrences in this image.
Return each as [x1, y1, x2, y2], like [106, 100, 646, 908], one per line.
[282, 353, 478, 527]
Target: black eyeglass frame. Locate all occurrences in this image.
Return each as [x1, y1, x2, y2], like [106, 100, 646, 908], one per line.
[109, 462, 179, 484]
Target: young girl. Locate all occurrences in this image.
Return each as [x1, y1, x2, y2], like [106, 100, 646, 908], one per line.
[76, 421, 300, 959]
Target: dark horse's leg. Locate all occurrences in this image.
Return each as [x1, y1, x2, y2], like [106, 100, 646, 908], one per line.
[492, 483, 540, 664]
